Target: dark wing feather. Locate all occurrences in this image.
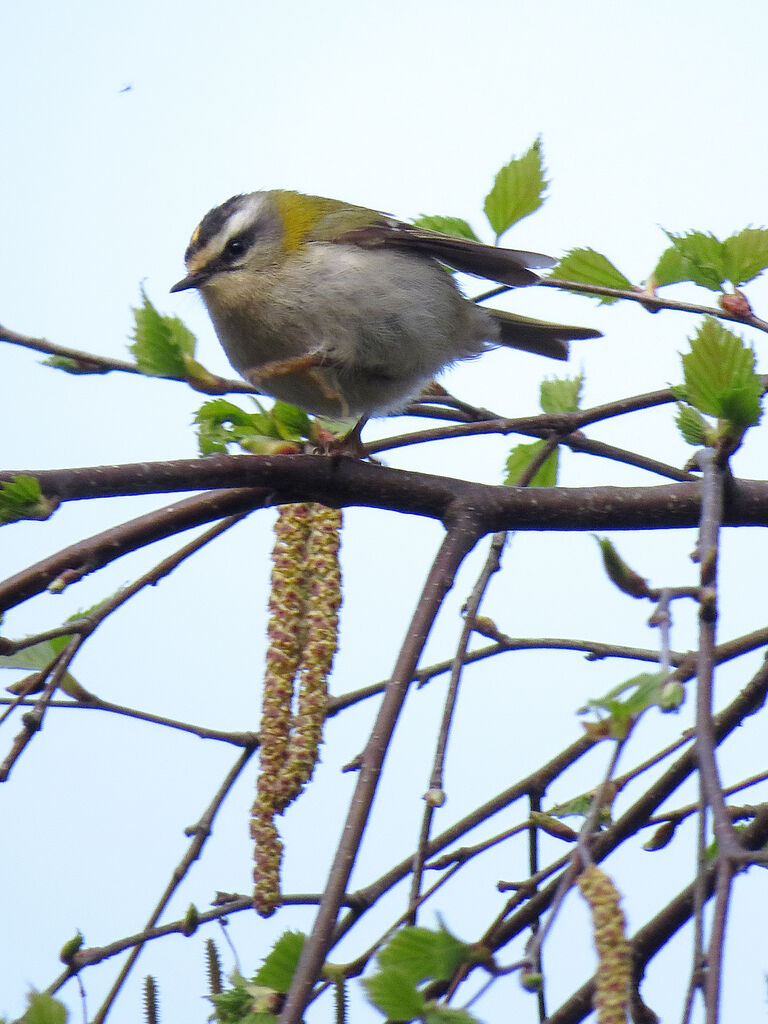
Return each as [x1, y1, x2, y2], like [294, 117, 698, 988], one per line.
[334, 222, 554, 287]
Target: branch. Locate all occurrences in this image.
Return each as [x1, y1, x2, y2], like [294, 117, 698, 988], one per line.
[543, 802, 768, 1024]
[3, 457, 768, 545]
[486, 652, 768, 951]
[0, 487, 268, 613]
[539, 278, 768, 333]
[61, 745, 259, 1021]
[280, 515, 482, 1024]
[0, 322, 255, 394]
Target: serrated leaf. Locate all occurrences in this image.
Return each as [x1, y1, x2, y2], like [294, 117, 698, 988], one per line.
[675, 404, 711, 446]
[21, 993, 68, 1024]
[540, 374, 583, 413]
[549, 249, 633, 303]
[377, 925, 470, 985]
[722, 226, 768, 286]
[0, 476, 55, 524]
[129, 289, 198, 378]
[364, 969, 426, 1019]
[652, 245, 696, 288]
[483, 139, 548, 240]
[681, 318, 763, 427]
[662, 231, 727, 292]
[504, 441, 559, 487]
[593, 536, 651, 598]
[252, 931, 306, 992]
[412, 215, 480, 242]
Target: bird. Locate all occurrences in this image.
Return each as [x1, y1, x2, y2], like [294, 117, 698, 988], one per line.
[171, 190, 600, 419]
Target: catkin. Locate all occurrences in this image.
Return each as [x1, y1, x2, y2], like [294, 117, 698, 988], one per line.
[251, 503, 342, 916]
[274, 504, 342, 811]
[578, 865, 631, 1024]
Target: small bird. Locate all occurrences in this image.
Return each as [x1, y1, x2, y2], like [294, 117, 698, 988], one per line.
[171, 191, 599, 419]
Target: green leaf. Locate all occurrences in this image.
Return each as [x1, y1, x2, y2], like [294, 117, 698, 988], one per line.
[423, 1006, 481, 1024]
[540, 374, 583, 413]
[21, 993, 68, 1024]
[483, 138, 548, 240]
[546, 793, 596, 819]
[504, 441, 559, 487]
[195, 399, 311, 455]
[269, 401, 313, 440]
[661, 231, 727, 292]
[681, 318, 763, 427]
[209, 983, 278, 1022]
[59, 930, 84, 963]
[722, 226, 768, 286]
[377, 925, 470, 985]
[252, 931, 306, 993]
[0, 476, 55, 524]
[549, 249, 633, 303]
[657, 227, 768, 291]
[412, 215, 480, 242]
[652, 245, 694, 288]
[592, 536, 651, 598]
[0, 637, 92, 700]
[675, 404, 712, 446]
[579, 670, 680, 740]
[129, 288, 198, 378]
[363, 969, 426, 1019]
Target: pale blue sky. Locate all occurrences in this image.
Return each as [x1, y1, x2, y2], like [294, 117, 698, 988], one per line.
[2, 2, 768, 1022]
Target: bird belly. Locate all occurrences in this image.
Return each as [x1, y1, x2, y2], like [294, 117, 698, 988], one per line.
[200, 245, 495, 417]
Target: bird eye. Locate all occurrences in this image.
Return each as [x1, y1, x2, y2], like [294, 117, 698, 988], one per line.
[224, 237, 246, 258]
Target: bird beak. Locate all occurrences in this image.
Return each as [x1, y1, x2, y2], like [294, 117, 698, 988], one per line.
[170, 271, 207, 293]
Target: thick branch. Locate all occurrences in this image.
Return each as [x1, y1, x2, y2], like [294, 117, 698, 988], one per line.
[3, 456, 768, 533]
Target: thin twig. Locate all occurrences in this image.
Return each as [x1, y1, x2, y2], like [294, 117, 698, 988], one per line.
[0, 637, 80, 781]
[83, 745, 257, 1023]
[408, 531, 506, 919]
[279, 515, 482, 1024]
[0, 322, 255, 393]
[0, 488, 267, 614]
[539, 278, 768, 333]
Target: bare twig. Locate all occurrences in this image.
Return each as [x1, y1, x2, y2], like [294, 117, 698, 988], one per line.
[74, 745, 258, 1023]
[279, 516, 482, 1023]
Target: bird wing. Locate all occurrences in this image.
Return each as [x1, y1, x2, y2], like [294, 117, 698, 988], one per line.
[333, 221, 555, 287]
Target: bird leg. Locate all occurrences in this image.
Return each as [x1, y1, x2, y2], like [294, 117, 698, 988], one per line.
[248, 353, 348, 413]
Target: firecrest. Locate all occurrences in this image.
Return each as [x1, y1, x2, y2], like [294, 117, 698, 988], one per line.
[171, 191, 599, 418]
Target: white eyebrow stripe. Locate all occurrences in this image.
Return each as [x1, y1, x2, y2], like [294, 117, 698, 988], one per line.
[220, 194, 266, 242]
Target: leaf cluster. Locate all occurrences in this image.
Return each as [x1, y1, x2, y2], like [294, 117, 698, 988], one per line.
[674, 318, 763, 453]
[363, 925, 485, 1023]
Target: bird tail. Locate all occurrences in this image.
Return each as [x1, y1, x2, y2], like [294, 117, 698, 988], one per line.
[488, 309, 602, 361]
